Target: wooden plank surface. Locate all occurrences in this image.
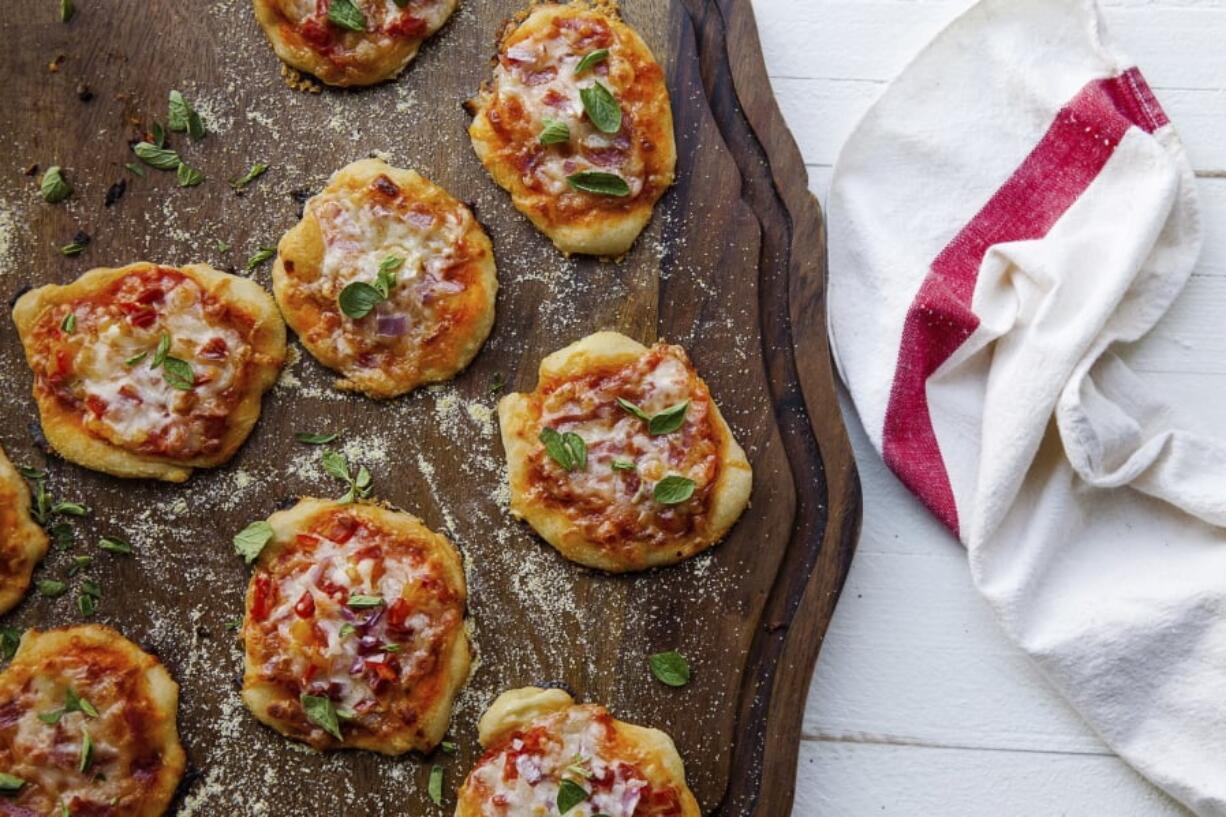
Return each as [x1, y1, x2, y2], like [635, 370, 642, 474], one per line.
[751, 0, 1226, 813]
[0, 0, 856, 815]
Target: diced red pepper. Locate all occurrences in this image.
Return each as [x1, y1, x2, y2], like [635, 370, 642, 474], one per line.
[251, 574, 273, 621]
[294, 591, 316, 618]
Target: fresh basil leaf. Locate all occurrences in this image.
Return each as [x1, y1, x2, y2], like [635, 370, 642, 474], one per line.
[0, 773, 22, 792]
[245, 246, 277, 272]
[151, 333, 171, 369]
[539, 428, 575, 471]
[132, 142, 181, 171]
[38, 709, 65, 725]
[327, 0, 366, 31]
[354, 466, 372, 491]
[649, 649, 691, 686]
[176, 162, 204, 188]
[562, 432, 587, 471]
[556, 779, 588, 814]
[611, 458, 635, 471]
[125, 161, 146, 178]
[124, 352, 148, 366]
[538, 118, 571, 146]
[440, 740, 457, 754]
[49, 523, 73, 550]
[296, 431, 339, 445]
[77, 592, 97, 617]
[60, 241, 87, 257]
[338, 281, 384, 320]
[231, 162, 269, 192]
[67, 555, 91, 577]
[427, 764, 444, 805]
[162, 356, 194, 390]
[151, 121, 166, 148]
[40, 166, 72, 203]
[80, 579, 101, 600]
[347, 594, 384, 609]
[234, 520, 274, 564]
[17, 466, 45, 480]
[321, 450, 351, 482]
[98, 536, 132, 555]
[52, 500, 86, 516]
[378, 255, 404, 276]
[574, 48, 609, 75]
[488, 372, 504, 397]
[616, 397, 650, 422]
[59, 313, 76, 334]
[338, 623, 356, 639]
[215, 239, 231, 252]
[648, 401, 690, 436]
[579, 81, 622, 134]
[654, 475, 695, 505]
[567, 171, 630, 197]
[58, 0, 74, 23]
[168, 91, 205, 140]
[300, 694, 344, 741]
[78, 731, 93, 773]
[65, 687, 99, 717]
[36, 579, 67, 598]
[0, 628, 21, 661]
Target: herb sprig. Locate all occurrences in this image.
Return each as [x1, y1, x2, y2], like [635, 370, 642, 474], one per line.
[322, 450, 372, 504]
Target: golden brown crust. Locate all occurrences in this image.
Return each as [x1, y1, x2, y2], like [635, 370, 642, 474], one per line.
[241, 498, 471, 754]
[457, 686, 702, 817]
[252, 0, 458, 87]
[468, 1, 676, 256]
[272, 158, 497, 399]
[11, 262, 286, 483]
[0, 624, 186, 817]
[498, 331, 752, 572]
[0, 446, 49, 615]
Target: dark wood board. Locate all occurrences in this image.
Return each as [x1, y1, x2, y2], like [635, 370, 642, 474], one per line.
[0, 0, 861, 814]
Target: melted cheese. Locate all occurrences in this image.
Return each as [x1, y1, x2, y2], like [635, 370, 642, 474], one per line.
[260, 527, 445, 713]
[2, 658, 153, 813]
[493, 22, 647, 196]
[280, 0, 452, 34]
[58, 276, 248, 456]
[539, 351, 708, 509]
[471, 708, 649, 817]
[307, 189, 472, 359]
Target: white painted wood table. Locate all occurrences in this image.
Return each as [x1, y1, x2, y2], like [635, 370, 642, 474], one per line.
[751, 1, 1226, 814]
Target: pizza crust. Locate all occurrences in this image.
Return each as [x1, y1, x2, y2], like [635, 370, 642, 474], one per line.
[11, 262, 286, 483]
[0, 445, 48, 615]
[241, 498, 471, 754]
[272, 158, 497, 399]
[0, 625, 186, 817]
[252, 0, 458, 87]
[468, 2, 676, 256]
[458, 687, 702, 817]
[498, 331, 753, 572]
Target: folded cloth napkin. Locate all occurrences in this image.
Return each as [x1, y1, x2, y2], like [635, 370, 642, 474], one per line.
[826, 0, 1226, 811]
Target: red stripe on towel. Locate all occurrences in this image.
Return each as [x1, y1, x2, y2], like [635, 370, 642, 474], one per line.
[880, 67, 1166, 535]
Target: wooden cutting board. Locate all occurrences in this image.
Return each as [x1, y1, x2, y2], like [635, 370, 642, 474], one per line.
[0, 0, 860, 814]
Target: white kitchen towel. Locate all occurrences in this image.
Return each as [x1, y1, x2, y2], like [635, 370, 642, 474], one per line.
[826, 0, 1226, 812]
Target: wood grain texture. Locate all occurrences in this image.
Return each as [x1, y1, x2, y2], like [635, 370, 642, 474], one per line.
[0, 1, 857, 814]
[753, 1, 1225, 813]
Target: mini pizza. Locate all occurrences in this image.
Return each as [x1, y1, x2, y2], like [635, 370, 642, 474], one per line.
[0, 624, 186, 817]
[241, 498, 471, 754]
[272, 158, 497, 399]
[12, 263, 286, 483]
[0, 446, 49, 615]
[467, 1, 676, 256]
[456, 686, 701, 817]
[253, 0, 458, 87]
[499, 331, 752, 572]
